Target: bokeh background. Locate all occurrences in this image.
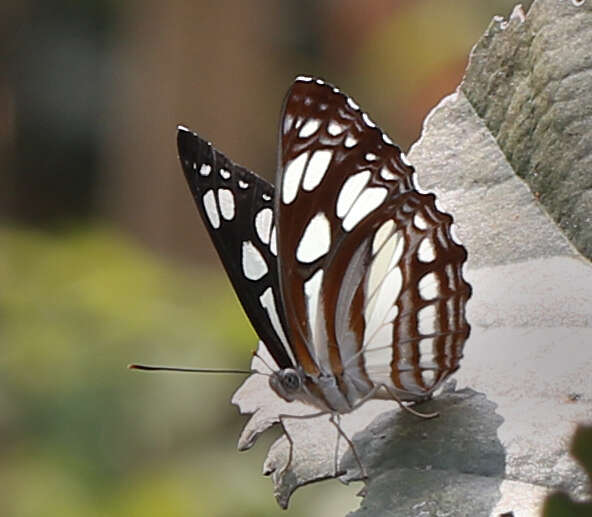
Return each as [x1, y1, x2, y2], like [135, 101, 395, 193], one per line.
[1, 1, 532, 515]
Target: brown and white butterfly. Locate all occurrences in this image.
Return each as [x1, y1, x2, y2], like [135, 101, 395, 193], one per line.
[175, 76, 471, 473]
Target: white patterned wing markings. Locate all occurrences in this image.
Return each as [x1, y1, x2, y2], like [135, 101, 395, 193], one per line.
[241, 241, 268, 281]
[418, 236, 436, 262]
[361, 227, 405, 371]
[327, 120, 346, 136]
[418, 338, 438, 369]
[303, 269, 329, 368]
[344, 135, 358, 148]
[302, 150, 333, 192]
[336, 170, 371, 219]
[217, 188, 235, 220]
[298, 118, 321, 138]
[282, 152, 309, 204]
[342, 187, 388, 232]
[258, 287, 295, 364]
[418, 272, 439, 301]
[202, 189, 220, 229]
[255, 207, 273, 245]
[269, 225, 277, 256]
[380, 166, 396, 181]
[296, 212, 331, 263]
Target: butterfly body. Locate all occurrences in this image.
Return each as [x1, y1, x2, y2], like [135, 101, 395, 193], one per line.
[177, 76, 471, 417]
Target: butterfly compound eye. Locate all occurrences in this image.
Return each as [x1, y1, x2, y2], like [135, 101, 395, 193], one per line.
[280, 369, 301, 392]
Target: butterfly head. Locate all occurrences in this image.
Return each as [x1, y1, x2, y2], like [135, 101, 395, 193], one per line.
[269, 368, 304, 402]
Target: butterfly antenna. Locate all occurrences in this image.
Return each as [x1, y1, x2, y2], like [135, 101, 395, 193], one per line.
[251, 349, 276, 374]
[128, 364, 252, 375]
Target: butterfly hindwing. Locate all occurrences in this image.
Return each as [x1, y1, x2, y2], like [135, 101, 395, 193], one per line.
[177, 127, 294, 369]
[274, 78, 471, 399]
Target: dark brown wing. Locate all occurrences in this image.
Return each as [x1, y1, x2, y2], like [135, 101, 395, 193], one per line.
[273, 77, 471, 398]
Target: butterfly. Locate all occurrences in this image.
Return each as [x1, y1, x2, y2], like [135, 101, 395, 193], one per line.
[176, 76, 471, 475]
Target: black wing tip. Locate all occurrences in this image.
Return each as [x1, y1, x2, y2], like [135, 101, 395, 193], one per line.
[176, 124, 214, 168]
[176, 124, 192, 157]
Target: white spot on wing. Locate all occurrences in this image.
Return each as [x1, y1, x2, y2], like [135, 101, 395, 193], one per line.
[304, 269, 324, 354]
[262, 193, 271, 201]
[372, 220, 395, 255]
[380, 166, 396, 181]
[296, 212, 331, 263]
[365, 153, 377, 161]
[200, 164, 212, 176]
[365, 231, 404, 332]
[217, 189, 235, 220]
[386, 304, 399, 322]
[219, 168, 231, 180]
[255, 208, 273, 244]
[336, 170, 371, 218]
[282, 152, 309, 204]
[419, 338, 434, 359]
[362, 112, 376, 127]
[327, 121, 345, 136]
[269, 226, 277, 256]
[202, 190, 220, 229]
[414, 213, 428, 230]
[342, 187, 388, 231]
[344, 135, 358, 148]
[422, 370, 436, 387]
[302, 149, 332, 191]
[241, 241, 268, 281]
[295, 75, 313, 82]
[299, 119, 321, 138]
[346, 97, 359, 110]
[238, 180, 249, 189]
[418, 304, 437, 335]
[382, 133, 394, 145]
[259, 287, 293, 361]
[418, 237, 436, 262]
[419, 272, 439, 301]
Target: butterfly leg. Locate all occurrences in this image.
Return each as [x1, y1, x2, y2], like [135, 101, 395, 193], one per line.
[381, 384, 439, 419]
[276, 410, 327, 479]
[332, 413, 341, 477]
[277, 414, 296, 479]
[328, 413, 368, 480]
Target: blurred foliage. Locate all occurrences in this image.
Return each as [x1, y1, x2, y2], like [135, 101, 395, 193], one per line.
[0, 226, 359, 516]
[542, 425, 592, 517]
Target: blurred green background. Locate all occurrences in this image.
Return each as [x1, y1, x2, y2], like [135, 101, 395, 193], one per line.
[1, 1, 531, 515]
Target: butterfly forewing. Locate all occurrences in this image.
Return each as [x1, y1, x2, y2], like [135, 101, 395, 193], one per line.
[177, 127, 294, 369]
[275, 78, 471, 400]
